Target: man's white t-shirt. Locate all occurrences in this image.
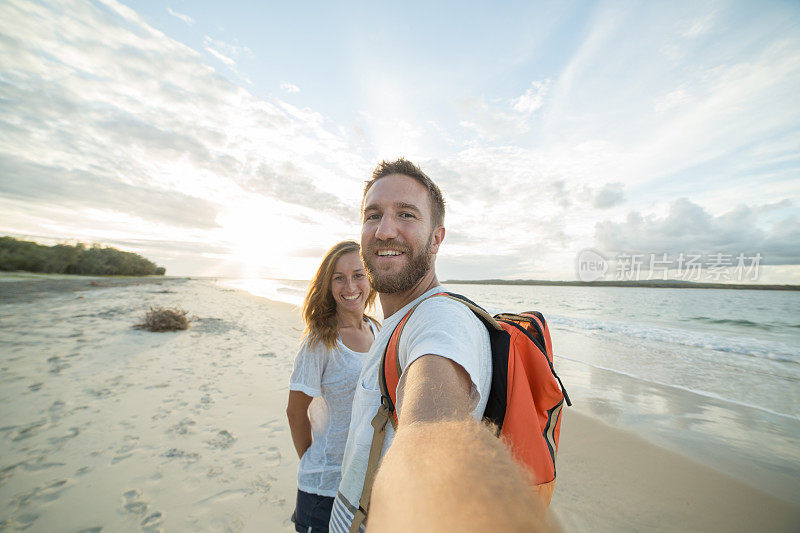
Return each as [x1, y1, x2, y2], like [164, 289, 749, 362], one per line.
[329, 286, 492, 532]
[289, 319, 378, 497]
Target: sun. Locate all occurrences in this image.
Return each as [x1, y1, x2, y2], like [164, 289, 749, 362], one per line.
[216, 198, 304, 278]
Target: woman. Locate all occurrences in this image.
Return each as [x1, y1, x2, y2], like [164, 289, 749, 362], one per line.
[287, 241, 379, 533]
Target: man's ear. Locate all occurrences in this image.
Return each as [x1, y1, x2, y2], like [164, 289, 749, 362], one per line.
[430, 226, 445, 255]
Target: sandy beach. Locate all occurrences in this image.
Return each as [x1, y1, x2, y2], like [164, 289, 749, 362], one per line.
[0, 276, 798, 532]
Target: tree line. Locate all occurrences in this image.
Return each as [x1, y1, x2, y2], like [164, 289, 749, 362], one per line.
[0, 236, 166, 276]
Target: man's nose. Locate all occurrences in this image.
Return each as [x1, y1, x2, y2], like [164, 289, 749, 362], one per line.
[374, 215, 398, 241]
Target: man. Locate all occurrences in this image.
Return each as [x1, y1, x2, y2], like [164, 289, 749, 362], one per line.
[329, 159, 549, 533]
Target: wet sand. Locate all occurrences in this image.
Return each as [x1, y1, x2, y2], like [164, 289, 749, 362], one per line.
[553, 411, 799, 531]
[0, 276, 797, 531]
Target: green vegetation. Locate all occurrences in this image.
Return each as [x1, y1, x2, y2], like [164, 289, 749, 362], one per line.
[0, 236, 166, 276]
[134, 306, 189, 332]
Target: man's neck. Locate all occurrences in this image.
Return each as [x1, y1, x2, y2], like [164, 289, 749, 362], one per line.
[379, 269, 440, 318]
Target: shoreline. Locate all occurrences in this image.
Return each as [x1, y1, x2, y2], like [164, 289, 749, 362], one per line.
[0, 272, 188, 303]
[0, 277, 797, 531]
[554, 410, 799, 531]
[556, 356, 800, 504]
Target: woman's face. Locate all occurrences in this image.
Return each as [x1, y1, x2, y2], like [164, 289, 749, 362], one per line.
[330, 251, 370, 314]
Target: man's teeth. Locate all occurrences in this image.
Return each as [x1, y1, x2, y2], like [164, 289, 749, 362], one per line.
[377, 250, 403, 256]
[343, 294, 360, 301]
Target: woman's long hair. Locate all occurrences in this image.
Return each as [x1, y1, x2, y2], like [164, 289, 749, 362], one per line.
[302, 240, 378, 350]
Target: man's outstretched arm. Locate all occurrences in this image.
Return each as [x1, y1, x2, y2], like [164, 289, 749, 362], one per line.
[368, 355, 555, 532]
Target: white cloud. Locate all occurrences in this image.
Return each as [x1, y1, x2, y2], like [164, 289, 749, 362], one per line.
[167, 7, 194, 26]
[682, 10, 717, 38]
[281, 82, 300, 93]
[592, 183, 625, 209]
[203, 36, 253, 58]
[205, 45, 236, 68]
[456, 80, 550, 140]
[594, 198, 800, 265]
[511, 80, 549, 114]
[202, 36, 254, 71]
[654, 87, 690, 113]
[0, 0, 369, 278]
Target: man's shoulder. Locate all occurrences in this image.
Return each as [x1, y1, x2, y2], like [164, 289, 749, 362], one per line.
[410, 294, 487, 334]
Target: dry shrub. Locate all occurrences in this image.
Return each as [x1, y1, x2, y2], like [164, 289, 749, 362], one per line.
[134, 306, 189, 332]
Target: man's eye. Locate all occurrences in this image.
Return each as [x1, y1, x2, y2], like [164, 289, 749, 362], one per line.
[399, 212, 414, 219]
[354, 273, 364, 279]
[365, 213, 380, 221]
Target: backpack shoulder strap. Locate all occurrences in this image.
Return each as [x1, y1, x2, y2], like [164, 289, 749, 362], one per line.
[381, 291, 502, 425]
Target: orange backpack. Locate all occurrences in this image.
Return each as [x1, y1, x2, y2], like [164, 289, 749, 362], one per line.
[349, 292, 571, 532]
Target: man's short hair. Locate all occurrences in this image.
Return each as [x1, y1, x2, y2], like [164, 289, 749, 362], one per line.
[362, 158, 446, 228]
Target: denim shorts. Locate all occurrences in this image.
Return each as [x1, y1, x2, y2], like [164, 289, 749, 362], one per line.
[294, 489, 335, 533]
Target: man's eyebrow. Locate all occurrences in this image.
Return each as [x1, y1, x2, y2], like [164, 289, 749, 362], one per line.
[362, 201, 422, 214]
[396, 202, 421, 212]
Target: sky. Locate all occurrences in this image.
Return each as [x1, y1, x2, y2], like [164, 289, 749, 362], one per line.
[1, 0, 799, 283]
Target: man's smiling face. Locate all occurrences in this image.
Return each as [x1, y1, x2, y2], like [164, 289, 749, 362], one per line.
[361, 174, 442, 294]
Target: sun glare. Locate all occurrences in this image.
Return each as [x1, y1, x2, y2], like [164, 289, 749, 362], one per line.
[216, 199, 301, 278]
[215, 197, 341, 280]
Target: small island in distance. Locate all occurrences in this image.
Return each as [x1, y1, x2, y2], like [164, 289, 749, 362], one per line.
[0, 236, 166, 276]
[443, 278, 800, 291]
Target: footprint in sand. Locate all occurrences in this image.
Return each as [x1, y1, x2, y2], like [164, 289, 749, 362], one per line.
[197, 395, 214, 410]
[0, 513, 39, 530]
[86, 387, 113, 399]
[140, 511, 165, 532]
[163, 448, 200, 463]
[112, 435, 139, 464]
[47, 356, 70, 374]
[48, 427, 80, 450]
[48, 400, 66, 417]
[206, 430, 236, 450]
[263, 447, 281, 467]
[250, 475, 273, 502]
[13, 479, 71, 508]
[259, 418, 287, 438]
[122, 490, 165, 531]
[199, 383, 222, 394]
[122, 489, 149, 515]
[269, 496, 287, 507]
[12, 419, 48, 442]
[167, 418, 196, 436]
[259, 418, 280, 430]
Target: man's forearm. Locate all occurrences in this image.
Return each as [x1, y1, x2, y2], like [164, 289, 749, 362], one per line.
[368, 418, 557, 532]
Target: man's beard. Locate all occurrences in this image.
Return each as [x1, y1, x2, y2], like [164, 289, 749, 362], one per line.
[362, 234, 433, 294]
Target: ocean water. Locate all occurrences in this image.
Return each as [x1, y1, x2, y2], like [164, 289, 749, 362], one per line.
[228, 279, 800, 500]
[446, 284, 800, 420]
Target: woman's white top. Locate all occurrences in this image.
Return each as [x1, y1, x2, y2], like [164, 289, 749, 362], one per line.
[289, 319, 378, 497]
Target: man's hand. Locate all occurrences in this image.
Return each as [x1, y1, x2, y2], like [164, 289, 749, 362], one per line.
[371, 354, 557, 532]
[369, 418, 555, 532]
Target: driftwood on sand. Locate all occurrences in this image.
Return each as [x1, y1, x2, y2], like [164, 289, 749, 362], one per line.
[134, 306, 190, 332]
